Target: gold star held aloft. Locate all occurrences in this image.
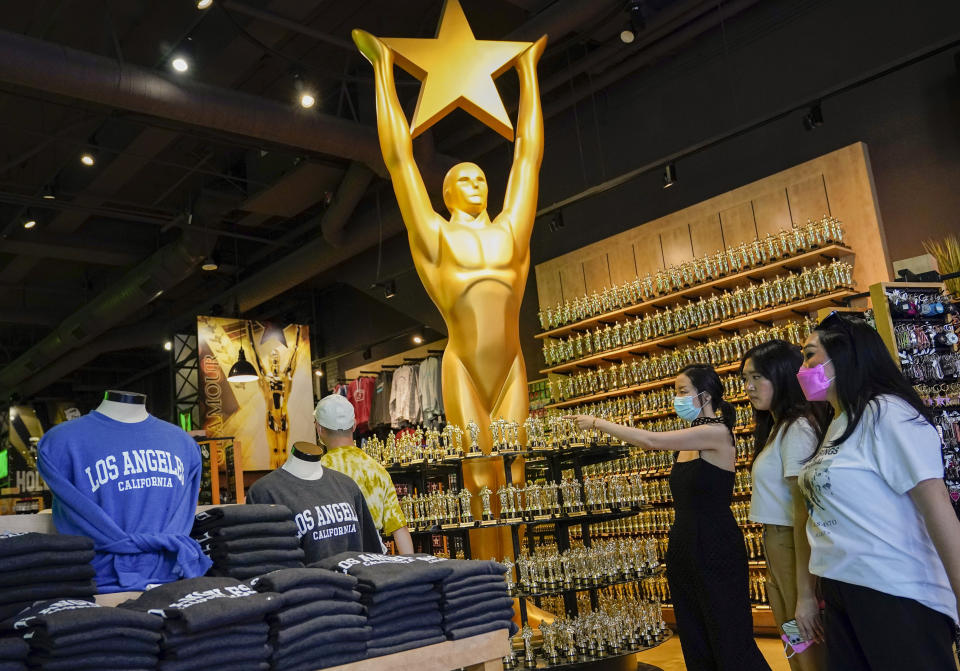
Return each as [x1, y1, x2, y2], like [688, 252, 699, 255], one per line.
[380, 0, 532, 141]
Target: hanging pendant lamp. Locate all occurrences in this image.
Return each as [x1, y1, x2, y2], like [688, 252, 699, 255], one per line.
[227, 327, 259, 383]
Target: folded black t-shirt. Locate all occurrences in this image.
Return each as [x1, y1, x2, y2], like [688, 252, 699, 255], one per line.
[0, 636, 28, 659]
[273, 614, 368, 646]
[164, 631, 268, 658]
[273, 628, 369, 659]
[439, 559, 506, 583]
[162, 622, 267, 648]
[372, 626, 444, 647]
[8, 599, 162, 636]
[247, 567, 357, 594]
[191, 521, 298, 544]
[441, 596, 515, 622]
[246, 469, 382, 562]
[35, 636, 159, 657]
[363, 582, 435, 605]
[0, 564, 95, 589]
[23, 626, 160, 650]
[0, 580, 97, 606]
[120, 577, 280, 633]
[192, 505, 293, 532]
[0, 531, 93, 557]
[366, 592, 439, 618]
[207, 562, 304, 580]
[441, 574, 507, 594]
[267, 586, 359, 608]
[279, 646, 367, 671]
[212, 548, 306, 567]
[269, 599, 365, 628]
[368, 608, 442, 630]
[311, 552, 453, 591]
[0, 549, 95, 573]
[200, 536, 302, 555]
[444, 607, 516, 631]
[442, 583, 508, 607]
[26, 652, 158, 670]
[157, 643, 271, 671]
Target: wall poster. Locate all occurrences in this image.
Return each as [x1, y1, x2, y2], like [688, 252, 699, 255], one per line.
[196, 317, 314, 470]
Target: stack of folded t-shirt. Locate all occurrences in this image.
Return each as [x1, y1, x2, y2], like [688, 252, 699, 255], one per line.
[247, 568, 369, 671]
[437, 559, 517, 639]
[0, 532, 97, 621]
[120, 576, 282, 671]
[191, 505, 304, 579]
[5, 598, 163, 671]
[0, 636, 29, 671]
[313, 551, 454, 658]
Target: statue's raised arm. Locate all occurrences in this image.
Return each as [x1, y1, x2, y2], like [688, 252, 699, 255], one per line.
[353, 29, 441, 262]
[500, 36, 547, 246]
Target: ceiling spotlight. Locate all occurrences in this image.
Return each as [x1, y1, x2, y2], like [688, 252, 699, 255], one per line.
[293, 72, 317, 109]
[80, 151, 96, 167]
[384, 280, 396, 299]
[171, 55, 189, 73]
[620, 0, 645, 44]
[662, 162, 677, 189]
[22, 218, 36, 229]
[803, 103, 824, 131]
[412, 333, 424, 345]
[170, 38, 194, 74]
[196, 0, 213, 8]
[299, 92, 316, 109]
[41, 184, 56, 200]
[314, 369, 323, 377]
[201, 255, 219, 271]
[163, 340, 173, 351]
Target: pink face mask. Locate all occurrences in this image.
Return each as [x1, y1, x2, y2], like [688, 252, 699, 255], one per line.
[796, 359, 833, 401]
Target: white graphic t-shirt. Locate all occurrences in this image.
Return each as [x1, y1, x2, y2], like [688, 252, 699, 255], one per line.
[750, 417, 818, 526]
[798, 395, 955, 621]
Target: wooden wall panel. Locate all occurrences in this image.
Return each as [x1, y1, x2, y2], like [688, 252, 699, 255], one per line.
[536, 270, 563, 308]
[787, 175, 831, 223]
[535, 143, 892, 306]
[582, 254, 611, 293]
[660, 226, 694, 267]
[690, 216, 725, 258]
[752, 189, 792, 237]
[633, 235, 664, 277]
[558, 264, 585, 303]
[607, 243, 638, 286]
[719, 202, 758, 247]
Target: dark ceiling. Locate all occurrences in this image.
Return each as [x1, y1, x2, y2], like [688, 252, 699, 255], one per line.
[0, 0, 760, 407]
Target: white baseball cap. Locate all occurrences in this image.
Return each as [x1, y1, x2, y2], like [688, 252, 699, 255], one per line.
[314, 394, 355, 431]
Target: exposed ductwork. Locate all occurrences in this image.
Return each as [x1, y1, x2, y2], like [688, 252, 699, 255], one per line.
[320, 162, 376, 246]
[0, 228, 213, 398]
[0, 28, 455, 185]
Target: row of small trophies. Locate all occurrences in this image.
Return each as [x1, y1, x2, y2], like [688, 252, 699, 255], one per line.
[640, 574, 671, 603]
[509, 597, 669, 668]
[552, 318, 816, 401]
[749, 569, 770, 605]
[560, 375, 747, 421]
[400, 473, 648, 530]
[731, 500, 760, 526]
[569, 517, 673, 544]
[543, 261, 853, 366]
[538, 216, 846, 331]
[505, 538, 660, 596]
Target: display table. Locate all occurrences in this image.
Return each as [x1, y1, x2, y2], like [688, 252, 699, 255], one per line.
[322, 629, 509, 671]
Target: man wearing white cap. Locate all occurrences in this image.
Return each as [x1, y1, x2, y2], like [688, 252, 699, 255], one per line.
[314, 394, 414, 554]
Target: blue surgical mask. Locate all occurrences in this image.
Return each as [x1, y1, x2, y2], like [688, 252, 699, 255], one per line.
[674, 392, 705, 422]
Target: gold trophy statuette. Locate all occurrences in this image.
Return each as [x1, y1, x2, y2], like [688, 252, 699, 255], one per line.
[353, 0, 546, 563]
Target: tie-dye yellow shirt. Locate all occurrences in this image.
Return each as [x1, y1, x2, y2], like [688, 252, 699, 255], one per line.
[321, 445, 406, 534]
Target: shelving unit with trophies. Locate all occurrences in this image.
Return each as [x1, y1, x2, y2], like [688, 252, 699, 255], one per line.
[531, 217, 856, 634]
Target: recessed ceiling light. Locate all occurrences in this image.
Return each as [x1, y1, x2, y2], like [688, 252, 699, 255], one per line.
[80, 152, 96, 167]
[197, 0, 213, 8]
[171, 56, 189, 73]
[299, 92, 316, 109]
[22, 219, 36, 229]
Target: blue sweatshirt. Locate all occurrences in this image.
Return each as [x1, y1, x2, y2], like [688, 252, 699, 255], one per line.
[37, 411, 212, 592]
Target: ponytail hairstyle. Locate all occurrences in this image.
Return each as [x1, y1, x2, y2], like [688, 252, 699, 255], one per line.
[678, 363, 735, 431]
[739, 339, 829, 464]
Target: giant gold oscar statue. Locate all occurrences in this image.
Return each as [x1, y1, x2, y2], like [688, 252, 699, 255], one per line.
[353, 0, 546, 567]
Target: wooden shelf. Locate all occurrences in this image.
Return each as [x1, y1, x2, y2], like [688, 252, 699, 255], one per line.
[536, 244, 854, 340]
[540, 290, 855, 375]
[323, 629, 510, 671]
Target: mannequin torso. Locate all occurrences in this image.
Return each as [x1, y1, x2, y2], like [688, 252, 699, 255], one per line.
[95, 390, 149, 423]
[281, 442, 325, 480]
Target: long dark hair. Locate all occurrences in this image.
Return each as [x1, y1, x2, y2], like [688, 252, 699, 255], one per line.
[813, 312, 932, 453]
[739, 339, 829, 463]
[678, 363, 735, 431]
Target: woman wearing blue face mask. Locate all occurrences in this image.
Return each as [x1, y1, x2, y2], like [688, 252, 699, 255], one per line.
[797, 312, 960, 671]
[567, 363, 771, 671]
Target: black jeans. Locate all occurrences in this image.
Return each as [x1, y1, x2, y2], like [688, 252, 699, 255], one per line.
[820, 577, 956, 671]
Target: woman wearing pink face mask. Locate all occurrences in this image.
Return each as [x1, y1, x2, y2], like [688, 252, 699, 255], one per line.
[797, 312, 960, 671]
